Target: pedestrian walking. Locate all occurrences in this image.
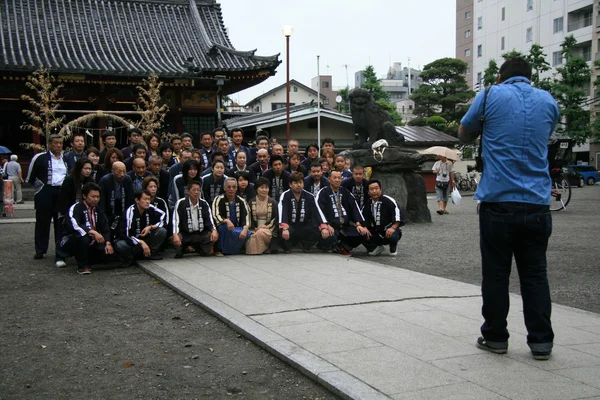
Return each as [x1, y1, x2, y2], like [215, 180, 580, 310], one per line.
[459, 56, 559, 360]
[5, 155, 24, 204]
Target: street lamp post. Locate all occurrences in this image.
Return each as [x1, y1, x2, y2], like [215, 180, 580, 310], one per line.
[282, 25, 294, 143]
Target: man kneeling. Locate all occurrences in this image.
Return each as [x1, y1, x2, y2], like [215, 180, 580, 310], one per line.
[115, 189, 167, 265]
[58, 182, 115, 275]
[173, 181, 218, 258]
[363, 180, 404, 256]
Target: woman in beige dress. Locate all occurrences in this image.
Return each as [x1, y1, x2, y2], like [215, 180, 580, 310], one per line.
[245, 177, 278, 255]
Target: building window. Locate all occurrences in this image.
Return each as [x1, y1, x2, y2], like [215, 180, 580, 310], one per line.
[502, 7, 505, 21]
[552, 51, 562, 66]
[182, 115, 215, 137]
[526, 27, 533, 42]
[583, 46, 592, 62]
[477, 45, 482, 57]
[527, 0, 533, 11]
[324, 99, 329, 105]
[501, 36, 505, 50]
[478, 16, 483, 30]
[465, 30, 471, 38]
[553, 17, 563, 33]
[465, 48, 471, 57]
[272, 103, 295, 110]
[322, 81, 330, 88]
[477, 72, 482, 84]
[293, 86, 298, 92]
[584, 11, 592, 27]
[465, 11, 471, 19]
[466, 66, 471, 75]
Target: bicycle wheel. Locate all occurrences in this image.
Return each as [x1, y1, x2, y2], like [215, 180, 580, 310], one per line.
[459, 179, 470, 192]
[550, 174, 571, 211]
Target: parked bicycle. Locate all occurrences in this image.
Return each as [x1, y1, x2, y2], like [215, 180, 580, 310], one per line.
[454, 170, 479, 192]
[550, 168, 571, 211]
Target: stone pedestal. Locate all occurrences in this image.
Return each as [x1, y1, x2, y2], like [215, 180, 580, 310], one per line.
[340, 147, 431, 223]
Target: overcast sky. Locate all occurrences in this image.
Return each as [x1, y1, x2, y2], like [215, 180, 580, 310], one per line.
[219, 0, 456, 105]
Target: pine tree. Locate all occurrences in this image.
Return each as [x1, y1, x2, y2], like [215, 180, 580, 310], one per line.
[410, 58, 475, 123]
[21, 68, 66, 148]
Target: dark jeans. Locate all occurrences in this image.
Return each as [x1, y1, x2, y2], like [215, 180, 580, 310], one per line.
[479, 202, 554, 350]
[363, 229, 402, 252]
[34, 186, 61, 254]
[115, 228, 167, 260]
[58, 234, 110, 268]
[279, 225, 320, 251]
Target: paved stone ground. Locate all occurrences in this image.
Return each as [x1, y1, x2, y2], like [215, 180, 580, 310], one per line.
[354, 183, 600, 314]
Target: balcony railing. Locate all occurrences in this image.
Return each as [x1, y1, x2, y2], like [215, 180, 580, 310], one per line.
[568, 16, 593, 32]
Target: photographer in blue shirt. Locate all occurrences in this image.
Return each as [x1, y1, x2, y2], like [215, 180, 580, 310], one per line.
[459, 56, 559, 361]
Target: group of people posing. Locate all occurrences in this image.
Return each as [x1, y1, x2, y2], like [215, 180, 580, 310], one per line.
[27, 127, 404, 275]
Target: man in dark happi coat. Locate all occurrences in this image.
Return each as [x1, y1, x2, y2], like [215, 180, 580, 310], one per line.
[27, 134, 69, 259]
[56, 183, 115, 274]
[211, 177, 251, 255]
[98, 161, 134, 231]
[262, 155, 290, 202]
[147, 155, 170, 201]
[127, 158, 151, 191]
[63, 131, 87, 171]
[173, 181, 218, 258]
[304, 163, 329, 197]
[316, 170, 369, 255]
[248, 148, 269, 179]
[362, 180, 404, 257]
[279, 172, 330, 252]
[115, 190, 167, 265]
[341, 165, 370, 210]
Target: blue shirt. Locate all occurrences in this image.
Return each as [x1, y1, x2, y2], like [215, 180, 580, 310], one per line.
[460, 77, 559, 205]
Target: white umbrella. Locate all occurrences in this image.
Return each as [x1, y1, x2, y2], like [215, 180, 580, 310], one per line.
[422, 146, 461, 161]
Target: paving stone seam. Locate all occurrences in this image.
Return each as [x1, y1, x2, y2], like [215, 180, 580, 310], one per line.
[246, 295, 482, 317]
[138, 260, 393, 400]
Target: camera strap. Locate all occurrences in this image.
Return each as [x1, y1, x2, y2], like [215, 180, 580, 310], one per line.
[478, 86, 492, 167]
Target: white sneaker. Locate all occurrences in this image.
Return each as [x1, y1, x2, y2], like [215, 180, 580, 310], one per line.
[55, 260, 67, 268]
[368, 245, 385, 256]
[389, 250, 398, 257]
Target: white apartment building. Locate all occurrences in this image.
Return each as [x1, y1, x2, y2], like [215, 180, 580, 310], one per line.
[458, 0, 595, 91]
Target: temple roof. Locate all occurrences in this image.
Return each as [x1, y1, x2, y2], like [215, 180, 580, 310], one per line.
[0, 0, 280, 79]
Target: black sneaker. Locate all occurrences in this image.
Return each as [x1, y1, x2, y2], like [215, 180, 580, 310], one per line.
[532, 350, 552, 361]
[389, 243, 398, 256]
[146, 254, 163, 261]
[174, 248, 184, 259]
[476, 337, 507, 354]
[34, 253, 44, 260]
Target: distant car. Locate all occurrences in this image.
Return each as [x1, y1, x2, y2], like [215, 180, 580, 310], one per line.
[561, 167, 585, 188]
[569, 164, 600, 185]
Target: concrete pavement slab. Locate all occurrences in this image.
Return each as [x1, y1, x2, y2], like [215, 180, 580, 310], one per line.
[431, 354, 600, 400]
[391, 382, 507, 400]
[139, 253, 600, 399]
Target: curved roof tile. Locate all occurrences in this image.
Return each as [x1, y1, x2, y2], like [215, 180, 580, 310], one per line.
[0, 0, 280, 77]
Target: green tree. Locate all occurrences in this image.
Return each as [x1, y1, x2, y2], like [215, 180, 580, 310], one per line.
[410, 57, 475, 123]
[360, 65, 403, 125]
[426, 115, 447, 131]
[501, 49, 526, 60]
[483, 59, 499, 87]
[335, 86, 350, 114]
[550, 35, 595, 145]
[528, 43, 551, 86]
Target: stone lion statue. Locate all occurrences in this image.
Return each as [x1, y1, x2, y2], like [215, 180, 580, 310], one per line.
[349, 88, 405, 148]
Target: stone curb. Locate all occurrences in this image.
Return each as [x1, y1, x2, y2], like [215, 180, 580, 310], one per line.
[138, 260, 392, 400]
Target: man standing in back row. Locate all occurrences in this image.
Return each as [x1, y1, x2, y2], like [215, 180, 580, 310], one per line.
[459, 56, 559, 361]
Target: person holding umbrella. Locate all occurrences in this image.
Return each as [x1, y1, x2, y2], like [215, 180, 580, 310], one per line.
[426, 147, 457, 215]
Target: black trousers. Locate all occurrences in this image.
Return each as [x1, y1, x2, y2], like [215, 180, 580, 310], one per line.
[115, 228, 167, 260]
[318, 224, 363, 251]
[34, 186, 61, 254]
[180, 230, 213, 256]
[279, 225, 320, 251]
[479, 202, 554, 350]
[59, 234, 109, 268]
